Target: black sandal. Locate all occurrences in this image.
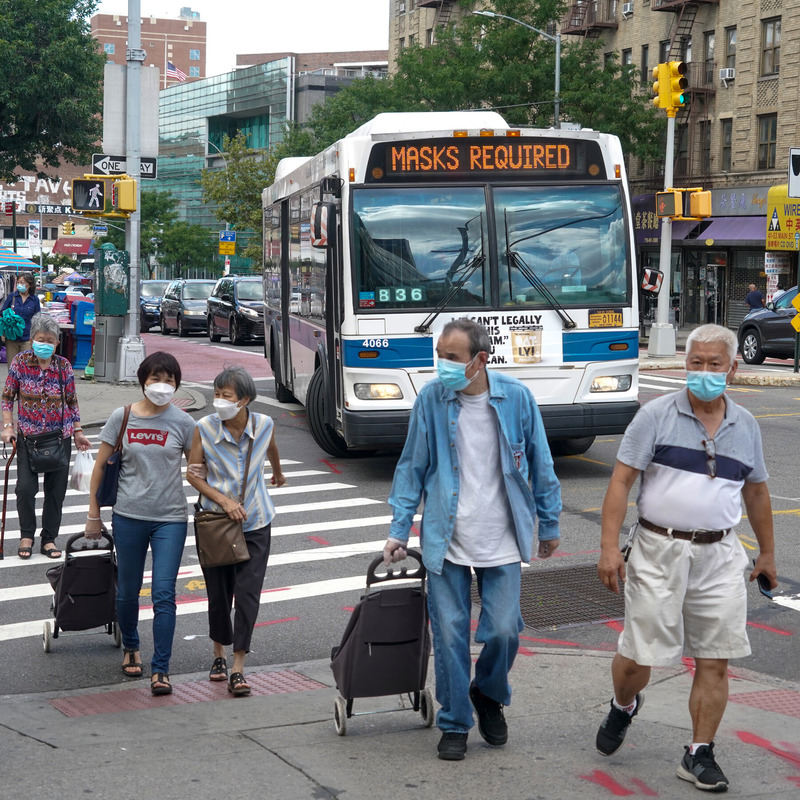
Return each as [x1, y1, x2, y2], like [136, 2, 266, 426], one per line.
[209, 656, 228, 682]
[150, 673, 172, 696]
[122, 647, 143, 678]
[40, 543, 62, 559]
[17, 545, 32, 559]
[228, 671, 251, 697]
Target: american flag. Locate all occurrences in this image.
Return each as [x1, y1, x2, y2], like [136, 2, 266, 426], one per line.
[166, 61, 187, 82]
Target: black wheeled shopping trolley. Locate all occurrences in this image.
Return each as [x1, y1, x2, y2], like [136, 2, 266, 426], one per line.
[330, 550, 434, 735]
[43, 531, 121, 652]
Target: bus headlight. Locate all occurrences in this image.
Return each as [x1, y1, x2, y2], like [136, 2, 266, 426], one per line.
[354, 383, 403, 400]
[591, 375, 632, 393]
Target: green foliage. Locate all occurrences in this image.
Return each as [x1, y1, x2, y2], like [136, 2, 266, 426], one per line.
[158, 221, 218, 279]
[0, 0, 105, 181]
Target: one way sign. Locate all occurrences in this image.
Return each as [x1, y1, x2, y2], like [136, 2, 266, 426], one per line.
[92, 154, 158, 180]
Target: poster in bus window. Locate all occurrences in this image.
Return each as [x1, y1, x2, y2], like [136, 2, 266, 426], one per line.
[431, 312, 563, 366]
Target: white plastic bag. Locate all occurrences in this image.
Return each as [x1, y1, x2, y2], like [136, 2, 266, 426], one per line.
[69, 450, 95, 493]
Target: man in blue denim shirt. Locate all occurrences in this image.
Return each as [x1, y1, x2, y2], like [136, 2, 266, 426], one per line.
[384, 318, 561, 761]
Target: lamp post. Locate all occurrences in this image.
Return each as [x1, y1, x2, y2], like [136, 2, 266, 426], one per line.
[473, 10, 561, 129]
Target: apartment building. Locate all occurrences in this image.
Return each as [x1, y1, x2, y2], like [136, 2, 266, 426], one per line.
[387, 0, 800, 331]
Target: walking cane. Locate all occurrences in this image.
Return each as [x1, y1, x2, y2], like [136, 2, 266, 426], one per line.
[0, 440, 17, 560]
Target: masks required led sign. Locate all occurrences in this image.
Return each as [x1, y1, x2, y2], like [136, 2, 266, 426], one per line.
[366, 138, 604, 182]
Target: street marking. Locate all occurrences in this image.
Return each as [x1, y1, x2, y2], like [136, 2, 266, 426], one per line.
[254, 393, 303, 410]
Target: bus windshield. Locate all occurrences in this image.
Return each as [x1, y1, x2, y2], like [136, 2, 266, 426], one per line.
[496, 185, 629, 307]
[353, 187, 488, 310]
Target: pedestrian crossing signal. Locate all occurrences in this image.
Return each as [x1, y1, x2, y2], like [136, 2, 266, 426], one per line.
[71, 179, 107, 212]
[656, 190, 683, 218]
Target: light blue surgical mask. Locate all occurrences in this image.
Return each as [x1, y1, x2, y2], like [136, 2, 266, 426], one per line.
[17, 284, 27, 293]
[437, 355, 478, 391]
[32, 341, 55, 360]
[686, 370, 728, 402]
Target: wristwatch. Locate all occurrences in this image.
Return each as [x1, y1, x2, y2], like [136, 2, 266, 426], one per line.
[3, 423, 12, 429]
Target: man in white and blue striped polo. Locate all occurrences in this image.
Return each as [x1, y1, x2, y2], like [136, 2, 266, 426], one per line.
[596, 323, 777, 793]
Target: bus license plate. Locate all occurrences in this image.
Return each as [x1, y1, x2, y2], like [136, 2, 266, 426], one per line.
[588, 310, 623, 328]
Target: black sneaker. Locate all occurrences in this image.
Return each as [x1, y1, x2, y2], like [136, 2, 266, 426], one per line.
[437, 731, 468, 761]
[677, 743, 729, 792]
[595, 693, 644, 756]
[469, 681, 508, 746]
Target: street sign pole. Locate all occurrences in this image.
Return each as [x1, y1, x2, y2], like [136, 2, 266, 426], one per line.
[117, 0, 146, 381]
[648, 112, 678, 358]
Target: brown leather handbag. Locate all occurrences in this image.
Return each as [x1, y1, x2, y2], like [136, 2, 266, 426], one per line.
[193, 437, 254, 568]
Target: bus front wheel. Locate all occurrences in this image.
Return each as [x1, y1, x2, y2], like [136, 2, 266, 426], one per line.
[549, 436, 596, 457]
[307, 369, 349, 458]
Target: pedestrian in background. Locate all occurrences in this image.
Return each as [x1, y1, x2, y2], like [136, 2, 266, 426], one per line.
[744, 283, 765, 311]
[85, 352, 195, 696]
[1, 272, 41, 362]
[384, 318, 561, 761]
[2, 313, 90, 559]
[186, 365, 286, 697]
[596, 323, 777, 793]
[771, 283, 787, 304]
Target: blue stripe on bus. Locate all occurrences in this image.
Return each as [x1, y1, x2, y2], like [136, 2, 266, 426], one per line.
[343, 337, 434, 369]
[562, 329, 639, 361]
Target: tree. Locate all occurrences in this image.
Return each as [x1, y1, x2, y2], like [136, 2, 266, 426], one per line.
[157, 221, 217, 279]
[0, 0, 105, 181]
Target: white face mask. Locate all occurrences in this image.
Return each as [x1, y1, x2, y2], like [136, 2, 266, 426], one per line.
[213, 398, 242, 420]
[144, 382, 176, 406]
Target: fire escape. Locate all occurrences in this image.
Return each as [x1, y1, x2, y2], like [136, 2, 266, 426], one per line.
[417, 0, 457, 42]
[654, 0, 719, 183]
[561, 1, 620, 37]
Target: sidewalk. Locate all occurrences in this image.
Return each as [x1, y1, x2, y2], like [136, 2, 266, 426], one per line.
[3, 645, 800, 798]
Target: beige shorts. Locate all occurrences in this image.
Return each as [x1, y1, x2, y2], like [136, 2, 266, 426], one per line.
[617, 525, 751, 667]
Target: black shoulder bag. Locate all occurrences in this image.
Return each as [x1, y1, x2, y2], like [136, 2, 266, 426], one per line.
[23, 363, 70, 473]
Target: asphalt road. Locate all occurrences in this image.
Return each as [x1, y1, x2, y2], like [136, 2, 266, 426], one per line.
[0, 334, 797, 695]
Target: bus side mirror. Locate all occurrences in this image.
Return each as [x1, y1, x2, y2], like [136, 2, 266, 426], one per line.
[641, 267, 664, 295]
[311, 202, 336, 248]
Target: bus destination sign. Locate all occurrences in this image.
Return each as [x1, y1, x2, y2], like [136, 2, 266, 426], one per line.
[366, 137, 605, 182]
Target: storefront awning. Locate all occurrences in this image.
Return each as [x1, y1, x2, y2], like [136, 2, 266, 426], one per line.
[699, 216, 766, 244]
[51, 238, 94, 255]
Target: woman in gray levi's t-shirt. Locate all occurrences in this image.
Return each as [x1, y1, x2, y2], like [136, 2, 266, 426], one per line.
[85, 352, 195, 696]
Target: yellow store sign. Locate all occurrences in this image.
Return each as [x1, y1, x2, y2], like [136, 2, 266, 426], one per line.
[766, 184, 800, 250]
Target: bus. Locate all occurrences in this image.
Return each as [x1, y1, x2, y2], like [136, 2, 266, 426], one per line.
[262, 111, 641, 458]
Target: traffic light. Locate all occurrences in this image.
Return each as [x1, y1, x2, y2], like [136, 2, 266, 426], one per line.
[666, 61, 688, 110]
[111, 178, 137, 212]
[655, 190, 683, 218]
[71, 178, 106, 212]
[652, 64, 669, 109]
[689, 190, 712, 218]
[61, 222, 75, 236]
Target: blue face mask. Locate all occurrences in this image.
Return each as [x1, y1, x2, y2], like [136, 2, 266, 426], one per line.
[686, 370, 728, 402]
[32, 341, 55, 360]
[17, 284, 27, 294]
[437, 355, 478, 391]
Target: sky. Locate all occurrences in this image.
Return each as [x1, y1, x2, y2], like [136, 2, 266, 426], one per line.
[95, 0, 391, 77]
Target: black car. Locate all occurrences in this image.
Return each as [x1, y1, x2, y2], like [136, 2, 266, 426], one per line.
[139, 280, 170, 332]
[207, 276, 264, 345]
[160, 278, 217, 336]
[738, 286, 799, 364]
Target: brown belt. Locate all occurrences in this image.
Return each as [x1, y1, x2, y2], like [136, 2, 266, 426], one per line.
[638, 518, 728, 544]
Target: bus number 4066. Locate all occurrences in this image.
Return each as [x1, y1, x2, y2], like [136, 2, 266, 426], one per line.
[362, 338, 389, 348]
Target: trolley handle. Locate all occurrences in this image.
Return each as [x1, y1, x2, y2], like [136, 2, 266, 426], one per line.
[367, 548, 425, 586]
[65, 530, 115, 554]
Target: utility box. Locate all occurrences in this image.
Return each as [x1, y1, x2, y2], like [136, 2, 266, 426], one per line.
[95, 243, 130, 316]
[94, 315, 125, 381]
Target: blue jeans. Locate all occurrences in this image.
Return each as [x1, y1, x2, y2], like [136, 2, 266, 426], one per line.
[112, 513, 187, 674]
[427, 560, 523, 733]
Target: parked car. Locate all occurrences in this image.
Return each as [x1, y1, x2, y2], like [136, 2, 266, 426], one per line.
[160, 278, 217, 337]
[139, 280, 170, 332]
[738, 286, 799, 364]
[207, 276, 264, 345]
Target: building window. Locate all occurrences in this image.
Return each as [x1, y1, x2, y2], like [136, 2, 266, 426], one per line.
[758, 114, 777, 169]
[621, 48, 632, 69]
[659, 40, 670, 63]
[704, 32, 715, 85]
[409, 34, 415, 47]
[189, 66, 200, 78]
[604, 52, 613, 68]
[681, 36, 692, 64]
[721, 119, 732, 172]
[675, 125, 689, 177]
[189, 49, 200, 61]
[426, 28, 433, 46]
[700, 121, 711, 172]
[399, 38, 405, 51]
[104, 43, 115, 55]
[725, 27, 736, 69]
[640, 44, 649, 87]
[761, 18, 780, 76]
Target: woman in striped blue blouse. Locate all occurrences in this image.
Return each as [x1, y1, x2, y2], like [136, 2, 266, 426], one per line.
[187, 366, 285, 696]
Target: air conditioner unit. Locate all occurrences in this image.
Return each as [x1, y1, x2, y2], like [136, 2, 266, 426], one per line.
[399, 2, 406, 12]
[720, 68, 736, 81]
[622, 3, 634, 16]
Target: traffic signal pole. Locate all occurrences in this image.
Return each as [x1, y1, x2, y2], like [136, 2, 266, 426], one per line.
[649, 111, 677, 358]
[118, 0, 146, 381]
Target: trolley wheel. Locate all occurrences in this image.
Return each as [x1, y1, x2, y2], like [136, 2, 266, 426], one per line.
[43, 621, 52, 653]
[334, 695, 347, 736]
[420, 688, 434, 728]
[113, 621, 122, 648]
